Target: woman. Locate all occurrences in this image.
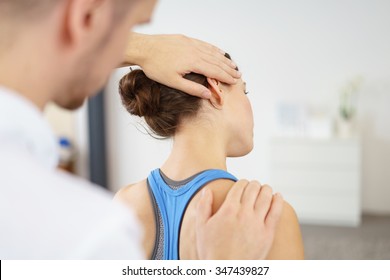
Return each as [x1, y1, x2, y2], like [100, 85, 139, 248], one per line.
[115, 54, 304, 260]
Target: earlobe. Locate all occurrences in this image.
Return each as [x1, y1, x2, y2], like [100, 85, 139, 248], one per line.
[206, 78, 224, 109]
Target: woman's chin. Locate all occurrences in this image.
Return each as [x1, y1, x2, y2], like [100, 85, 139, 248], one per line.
[227, 143, 254, 158]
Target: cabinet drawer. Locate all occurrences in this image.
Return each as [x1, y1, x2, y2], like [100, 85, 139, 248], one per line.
[270, 166, 360, 196]
[284, 193, 361, 226]
[270, 138, 361, 166]
[268, 137, 362, 226]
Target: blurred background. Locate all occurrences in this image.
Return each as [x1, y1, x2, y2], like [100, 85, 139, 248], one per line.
[45, 0, 390, 259]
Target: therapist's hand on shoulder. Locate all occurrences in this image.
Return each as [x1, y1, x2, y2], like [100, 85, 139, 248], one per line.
[123, 33, 241, 99]
[195, 180, 284, 260]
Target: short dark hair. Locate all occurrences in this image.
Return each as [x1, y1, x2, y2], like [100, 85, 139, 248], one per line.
[0, 0, 131, 22]
[0, 0, 61, 21]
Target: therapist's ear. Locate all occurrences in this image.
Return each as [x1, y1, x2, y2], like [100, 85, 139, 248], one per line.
[62, 0, 111, 48]
[206, 78, 224, 109]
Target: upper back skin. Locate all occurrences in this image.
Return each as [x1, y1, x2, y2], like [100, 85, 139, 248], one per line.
[115, 177, 304, 260]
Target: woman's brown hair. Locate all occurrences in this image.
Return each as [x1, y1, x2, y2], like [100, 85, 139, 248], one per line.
[118, 53, 234, 138]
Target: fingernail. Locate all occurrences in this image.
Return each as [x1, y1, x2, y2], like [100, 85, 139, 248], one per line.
[201, 189, 206, 196]
[219, 49, 226, 54]
[275, 192, 283, 199]
[231, 61, 237, 68]
[236, 71, 242, 77]
[202, 90, 211, 99]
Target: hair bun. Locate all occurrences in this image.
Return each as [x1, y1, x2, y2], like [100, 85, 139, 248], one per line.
[118, 69, 160, 117]
[118, 69, 205, 138]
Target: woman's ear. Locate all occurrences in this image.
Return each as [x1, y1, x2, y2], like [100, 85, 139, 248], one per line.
[206, 77, 224, 109]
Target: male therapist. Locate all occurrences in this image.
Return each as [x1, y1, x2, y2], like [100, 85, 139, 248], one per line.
[0, 0, 283, 259]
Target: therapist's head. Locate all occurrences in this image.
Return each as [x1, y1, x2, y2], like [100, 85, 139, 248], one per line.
[0, 0, 157, 110]
[119, 54, 254, 157]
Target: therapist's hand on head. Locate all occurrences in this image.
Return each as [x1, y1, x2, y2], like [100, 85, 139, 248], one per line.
[123, 33, 241, 99]
[195, 180, 284, 260]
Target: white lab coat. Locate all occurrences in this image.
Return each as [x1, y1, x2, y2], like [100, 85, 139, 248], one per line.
[0, 87, 145, 259]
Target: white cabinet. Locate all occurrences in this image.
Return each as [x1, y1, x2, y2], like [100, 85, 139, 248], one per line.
[269, 137, 362, 226]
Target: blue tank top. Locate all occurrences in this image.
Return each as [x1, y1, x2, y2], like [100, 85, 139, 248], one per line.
[147, 168, 237, 260]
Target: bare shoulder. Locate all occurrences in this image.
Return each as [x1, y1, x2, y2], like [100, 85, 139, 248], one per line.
[180, 178, 236, 259]
[114, 180, 147, 204]
[267, 200, 305, 259]
[114, 179, 156, 258]
[114, 179, 151, 217]
[280, 201, 300, 225]
[193, 179, 305, 260]
[279, 201, 304, 248]
[198, 178, 236, 214]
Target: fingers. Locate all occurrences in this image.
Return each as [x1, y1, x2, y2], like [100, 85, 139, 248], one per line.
[192, 39, 242, 84]
[222, 179, 249, 206]
[254, 184, 273, 220]
[265, 193, 284, 232]
[192, 37, 228, 60]
[203, 51, 238, 72]
[241, 180, 262, 209]
[173, 77, 212, 98]
[197, 56, 241, 85]
[195, 188, 213, 228]
[182, 54, 240, 98]
[193, 38, 225, 56]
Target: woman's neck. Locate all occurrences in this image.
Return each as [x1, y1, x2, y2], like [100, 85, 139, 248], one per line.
[161, 124, 228, 181]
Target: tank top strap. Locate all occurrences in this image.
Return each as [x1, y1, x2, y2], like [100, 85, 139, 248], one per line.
[147, 168, 237, 259]
[184, 169, 238, 196]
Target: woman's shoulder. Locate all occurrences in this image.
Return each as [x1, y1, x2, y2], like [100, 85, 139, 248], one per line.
[267, 199, 304, 259]
[114, 179, 157, 259]
[114, 178, 156, 231]
[114, 179, 148, 204]
[203, 177, 304, 259]
[206, 178, 300, 218]
[203, 176, 300, 227]
[201, 177, 237, 214]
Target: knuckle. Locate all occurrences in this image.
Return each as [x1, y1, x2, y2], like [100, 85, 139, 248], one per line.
[237, 179, 250, 185]
[218, 60, 228, 70]
[193, 58, 204, 69]
[211, 45, 220, 54]
[222, 204, 237, 216]
[249, 180, 262, 188]
[247, 182, 261, 193]
[261, 184, 273, 194]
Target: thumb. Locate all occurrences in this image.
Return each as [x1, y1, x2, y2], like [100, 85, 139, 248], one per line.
[196, 188, 213, 228]
[174, 76, 212, 99]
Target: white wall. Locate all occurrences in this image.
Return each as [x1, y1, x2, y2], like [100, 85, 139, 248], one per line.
[105, 0, 390, 214]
